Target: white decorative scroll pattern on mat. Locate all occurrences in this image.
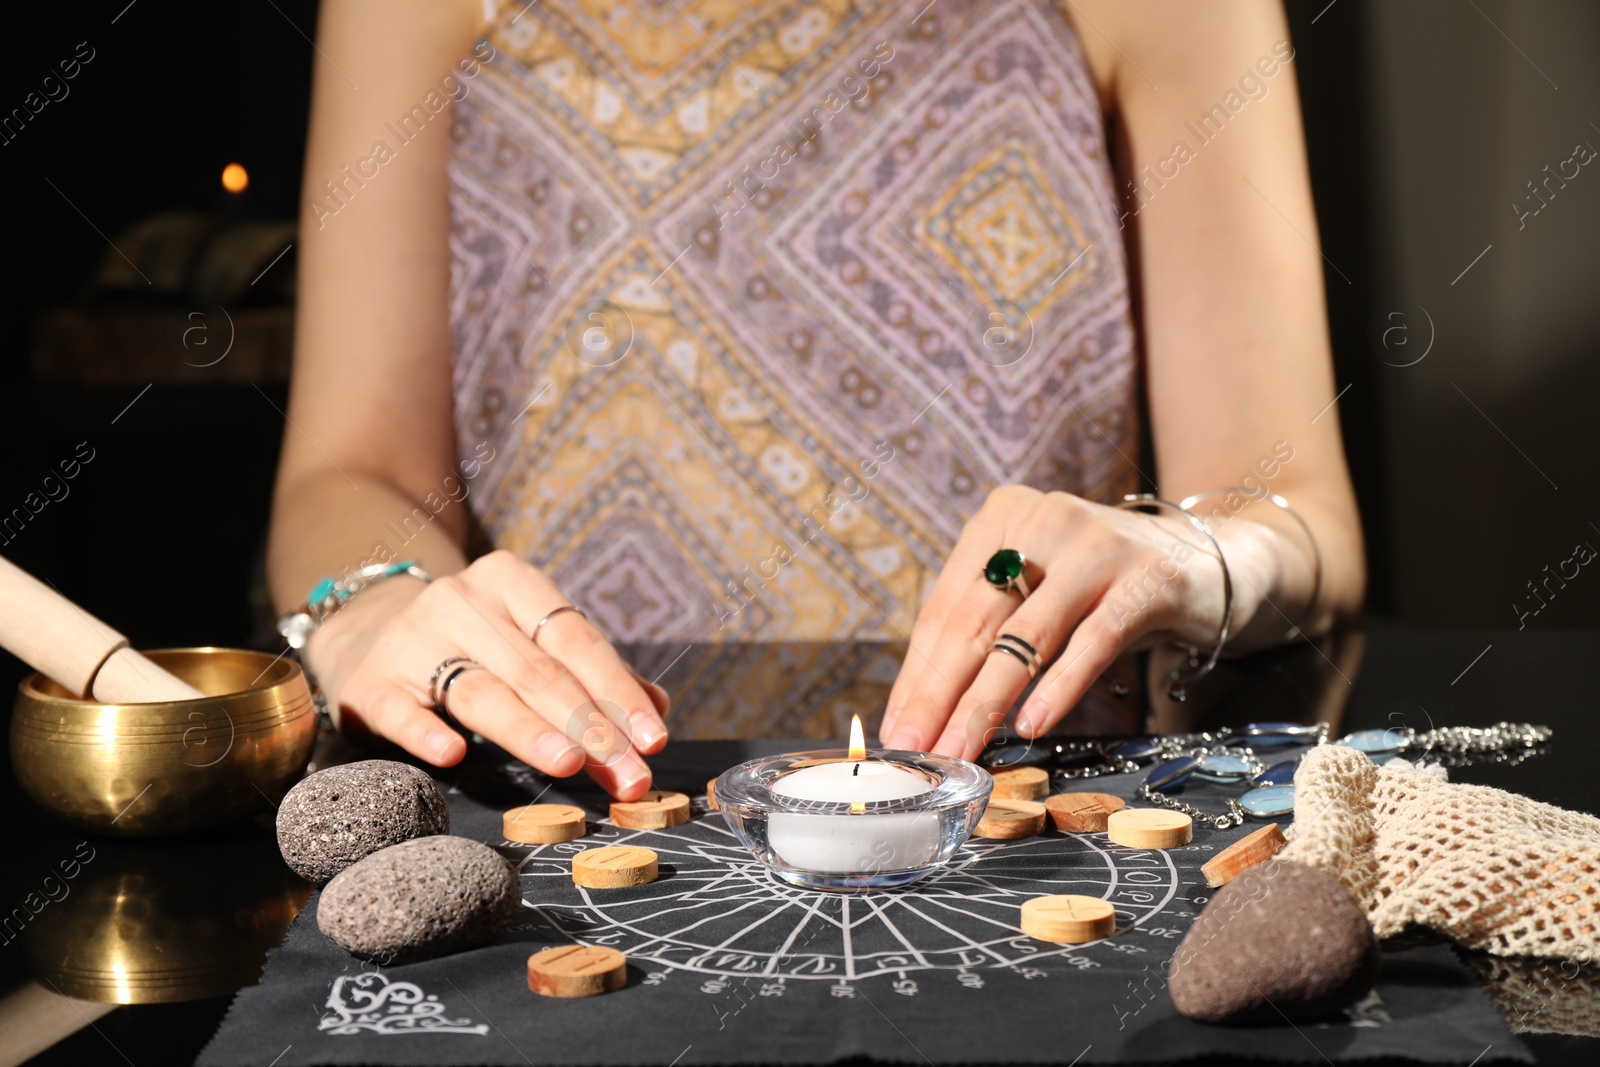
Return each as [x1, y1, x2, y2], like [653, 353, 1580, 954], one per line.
[318, 973, 490, 1037]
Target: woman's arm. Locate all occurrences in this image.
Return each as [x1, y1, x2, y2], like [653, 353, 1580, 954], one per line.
[268, 0, 480, 610]
[268, 0, 666, 797]
[884, 0, 1364, 755]
[1079, 0, 1364, 635]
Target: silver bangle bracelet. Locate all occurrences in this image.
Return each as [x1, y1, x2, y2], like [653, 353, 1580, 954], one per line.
[1178, 488, 1323, 640]
[1115, 494, 1233, 702]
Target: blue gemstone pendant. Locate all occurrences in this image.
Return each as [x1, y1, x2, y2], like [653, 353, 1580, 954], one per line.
[1108, 738, 1165, 762]
[1251, 758, 1300, 787]
[1145, 755, 1200, 791]
[980, 740, 1049, 769]
[1339, 728, 1409, 763]
[1240, 785, 1296, 818]
[1227, 722, 1324, 749]
[1193, 753, 1257, 782]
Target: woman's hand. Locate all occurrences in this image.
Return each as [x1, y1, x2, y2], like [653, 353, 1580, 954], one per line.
[883, 487, 1249, 760]
[307, 550, 669, 800]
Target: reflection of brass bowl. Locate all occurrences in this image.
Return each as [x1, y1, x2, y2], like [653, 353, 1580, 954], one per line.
[10, 648, 316, 836]
[22, 832, 311, 1003]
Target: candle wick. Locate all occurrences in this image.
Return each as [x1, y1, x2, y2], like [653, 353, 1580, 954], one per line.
[852, 763, 860, 777]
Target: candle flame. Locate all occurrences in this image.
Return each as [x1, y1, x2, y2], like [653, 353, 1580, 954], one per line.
[221, 162, 249, 193]
[848, 714, 867, 762]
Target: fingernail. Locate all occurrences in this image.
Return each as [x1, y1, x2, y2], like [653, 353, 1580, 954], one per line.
[426, 727, 461, 762]
[615, 755, 652, 796]
[1016, 704, 1044, 738]
[885, 726, 923, 752]
[881, 704, 902, 736]
[629, 710, 666, 750]
[536, 731, 580, 769]
[931, 734, 964, 758]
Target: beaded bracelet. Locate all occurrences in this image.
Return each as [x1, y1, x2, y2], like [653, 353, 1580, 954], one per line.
[276, 560, 435, 730]
[276, 560, 435, 651]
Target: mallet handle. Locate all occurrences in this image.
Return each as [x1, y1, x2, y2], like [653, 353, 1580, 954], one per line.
[0, 555, 202, 702]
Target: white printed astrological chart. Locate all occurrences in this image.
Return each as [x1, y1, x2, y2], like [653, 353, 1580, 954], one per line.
[510, 797, 1201, 995]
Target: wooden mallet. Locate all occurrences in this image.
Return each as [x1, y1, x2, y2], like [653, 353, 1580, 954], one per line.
[0, 555, 203, 702]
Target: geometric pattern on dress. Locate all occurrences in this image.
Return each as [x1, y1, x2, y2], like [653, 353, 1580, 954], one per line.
[448, 0, 1141, 646]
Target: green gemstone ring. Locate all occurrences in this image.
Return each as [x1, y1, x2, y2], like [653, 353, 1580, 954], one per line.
[983, 549, 1032, 598]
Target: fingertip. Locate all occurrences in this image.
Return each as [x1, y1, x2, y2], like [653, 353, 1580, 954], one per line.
[595, 754, 653, 800]
[879, 705, 902, 745]
[1017, 698, 1064, 740]
[885, 725, 923, 752]
[534, 730, 585, 776]
[424, 725, 467, 766]
[628, 710, 668, 754]
[930, 733, 965, 759]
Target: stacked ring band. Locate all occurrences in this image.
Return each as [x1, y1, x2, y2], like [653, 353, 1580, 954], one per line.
[427, 655, 476, 707]
[427, 655, 482, 726]
[438, 662, 480, 703]
[988, 633, 1042, 678]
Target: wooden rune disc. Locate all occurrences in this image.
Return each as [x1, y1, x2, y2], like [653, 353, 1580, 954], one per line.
[503, 803, 587, 844]
[1106, 808, 1193, 849]
[1044, 792, 1126, 834]
[572, 846, 659, 889]
[974, 798, 1047, 840]
[1021, 895, 1116, 943]
[705, 778, 719, 811]
[1201, 823, 1288, 887]
[989, 765, 1050, 800]
[610, 790, 691, 830]
[527, 945, 628, 998]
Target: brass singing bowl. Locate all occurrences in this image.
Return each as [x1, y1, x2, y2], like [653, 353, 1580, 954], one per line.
[10, 647, 317, 836]
[21, 832, 312, 1003]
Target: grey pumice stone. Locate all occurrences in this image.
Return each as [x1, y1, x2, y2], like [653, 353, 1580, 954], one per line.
[316, 836, 521, 963]
[1168, 859, 1378, 1023]
[276, 760, 449, 884]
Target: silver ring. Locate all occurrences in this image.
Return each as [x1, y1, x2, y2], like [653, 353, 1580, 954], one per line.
[995, 633, 1043, 673]
[532, 604, 587, 644]
[987, 642, 1039, 679]
[427, 655, 476, 708]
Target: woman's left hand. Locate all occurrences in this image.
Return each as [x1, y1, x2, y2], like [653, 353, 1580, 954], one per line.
[882, 486, 1237, 759]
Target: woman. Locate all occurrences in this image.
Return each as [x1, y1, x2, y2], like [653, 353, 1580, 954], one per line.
[268, 0, 1363, 800]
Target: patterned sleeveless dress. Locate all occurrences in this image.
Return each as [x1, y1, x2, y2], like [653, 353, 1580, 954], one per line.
[447, 0, 1139, 644]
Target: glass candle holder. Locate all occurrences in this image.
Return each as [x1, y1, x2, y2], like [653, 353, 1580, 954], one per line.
[714, 749, 992, 891]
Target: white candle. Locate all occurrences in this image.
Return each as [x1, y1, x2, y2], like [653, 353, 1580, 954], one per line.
[766, 718, 941, 877]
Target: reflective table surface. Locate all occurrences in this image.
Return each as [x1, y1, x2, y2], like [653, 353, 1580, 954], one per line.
[3, 629, 1597, 1065]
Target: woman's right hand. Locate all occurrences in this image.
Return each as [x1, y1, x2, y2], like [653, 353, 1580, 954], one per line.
[305, 550, 668, 800]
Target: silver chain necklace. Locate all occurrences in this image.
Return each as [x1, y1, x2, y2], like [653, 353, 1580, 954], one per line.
[1136, 721, 1553, 831]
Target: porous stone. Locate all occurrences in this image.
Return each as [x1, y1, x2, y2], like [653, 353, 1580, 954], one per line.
[1168, 859, 1378, 1023]
[317, 836, 520, 963]
[276, 760, 449, 884]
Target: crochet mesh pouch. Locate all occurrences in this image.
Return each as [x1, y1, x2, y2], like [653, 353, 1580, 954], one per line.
[1464, 954, 1600, 1036]
[1281, 744, 1600, 961]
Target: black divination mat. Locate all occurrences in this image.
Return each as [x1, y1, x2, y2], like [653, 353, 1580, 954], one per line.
[197, 740, 1529, 1066]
